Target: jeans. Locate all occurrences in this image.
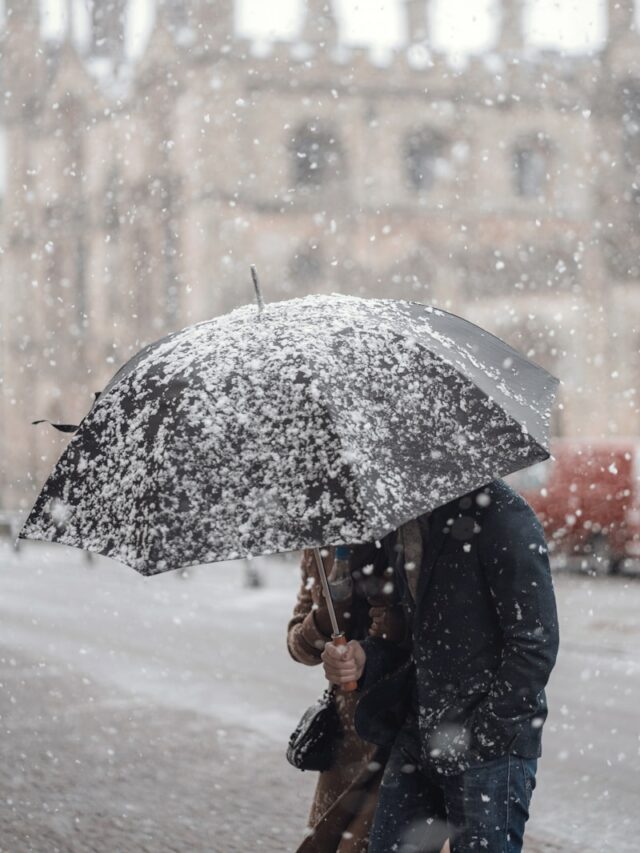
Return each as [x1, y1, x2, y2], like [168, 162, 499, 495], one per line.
[369, 723, 537, 853]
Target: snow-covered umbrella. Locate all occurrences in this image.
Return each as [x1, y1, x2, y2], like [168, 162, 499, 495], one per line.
[20, 292, 559, 577]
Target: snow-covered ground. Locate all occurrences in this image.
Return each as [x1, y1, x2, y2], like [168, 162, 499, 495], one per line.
[0, 542, 638, 851]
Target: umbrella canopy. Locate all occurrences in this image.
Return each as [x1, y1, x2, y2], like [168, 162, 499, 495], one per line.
[20, 294, 559, 575]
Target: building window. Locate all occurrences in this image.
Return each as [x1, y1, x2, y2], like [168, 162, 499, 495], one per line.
[290, 122, 344, 187]
[512, 134, 553, 198]
[403, 127, 448, 192]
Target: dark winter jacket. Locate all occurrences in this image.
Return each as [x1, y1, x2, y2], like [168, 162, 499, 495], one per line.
[354, 478, 560, 776]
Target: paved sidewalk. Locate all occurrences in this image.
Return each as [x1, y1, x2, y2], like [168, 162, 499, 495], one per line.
[0, 647, 560, 853]
[0, 648, 315, 852]
[2, 547, 634, 851]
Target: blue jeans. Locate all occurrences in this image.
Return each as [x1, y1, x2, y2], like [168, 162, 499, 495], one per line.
[369, 727, 537, 853]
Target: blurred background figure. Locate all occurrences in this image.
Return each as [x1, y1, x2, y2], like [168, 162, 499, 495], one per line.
[244, 559, 263, 588]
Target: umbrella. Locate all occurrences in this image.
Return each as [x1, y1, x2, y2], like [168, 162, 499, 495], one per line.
[20, 292, 559, 577]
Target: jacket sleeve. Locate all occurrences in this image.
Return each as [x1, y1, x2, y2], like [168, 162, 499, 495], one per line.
[358, 635, 411, 692]
[471, 487, 560, 753]
[354, 635, 412, 747]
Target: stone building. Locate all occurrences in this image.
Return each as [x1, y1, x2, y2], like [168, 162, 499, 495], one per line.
[0, 0, 639, 510]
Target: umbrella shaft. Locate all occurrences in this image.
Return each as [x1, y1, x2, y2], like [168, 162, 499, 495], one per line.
[313, 547, 341, 637]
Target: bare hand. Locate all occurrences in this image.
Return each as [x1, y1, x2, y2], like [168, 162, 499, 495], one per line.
[321, 640, 366, 685]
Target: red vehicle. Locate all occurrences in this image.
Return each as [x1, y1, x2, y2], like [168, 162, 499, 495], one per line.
[506, 439, 640, 573]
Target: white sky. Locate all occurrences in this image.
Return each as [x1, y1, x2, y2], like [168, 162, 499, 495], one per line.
[36, 0, 635, 60]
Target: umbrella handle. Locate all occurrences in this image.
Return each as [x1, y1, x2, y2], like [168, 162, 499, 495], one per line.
[332, 633, 358, 693]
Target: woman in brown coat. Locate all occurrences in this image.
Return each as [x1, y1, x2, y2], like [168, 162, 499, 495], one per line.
[287, 545, 405, 853]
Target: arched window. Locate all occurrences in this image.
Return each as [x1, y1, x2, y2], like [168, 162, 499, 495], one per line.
[403, 127, 448, 192]
[512, 133, 553, 198]
[290, 122, 345, 187]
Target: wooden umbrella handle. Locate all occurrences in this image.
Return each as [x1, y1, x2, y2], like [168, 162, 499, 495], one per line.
[332, 633, 358, 693]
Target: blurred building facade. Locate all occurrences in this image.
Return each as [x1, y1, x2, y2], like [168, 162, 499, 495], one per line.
[1, 0, 639, 509]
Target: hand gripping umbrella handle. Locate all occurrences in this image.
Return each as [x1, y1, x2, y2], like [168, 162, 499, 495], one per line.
[331, 633, 358, 693]
[313, 548, 358, 693]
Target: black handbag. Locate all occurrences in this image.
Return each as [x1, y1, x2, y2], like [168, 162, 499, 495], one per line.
[286, 686, 342, 772]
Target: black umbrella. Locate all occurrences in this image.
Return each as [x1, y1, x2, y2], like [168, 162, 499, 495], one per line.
[20, 292, 558, 576]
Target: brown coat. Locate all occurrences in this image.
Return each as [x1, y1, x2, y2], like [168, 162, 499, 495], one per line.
[287, 548, 401, 853]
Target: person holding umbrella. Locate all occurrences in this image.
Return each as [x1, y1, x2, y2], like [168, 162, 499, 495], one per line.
[321, 478, 559, 853]
[287, 542, 406, 853]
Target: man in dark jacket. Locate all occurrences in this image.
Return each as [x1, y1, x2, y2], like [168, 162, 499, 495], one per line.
[321, 479, 559, 853]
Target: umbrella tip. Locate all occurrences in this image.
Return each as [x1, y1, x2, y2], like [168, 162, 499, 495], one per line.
[250, 265, 265, 316]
